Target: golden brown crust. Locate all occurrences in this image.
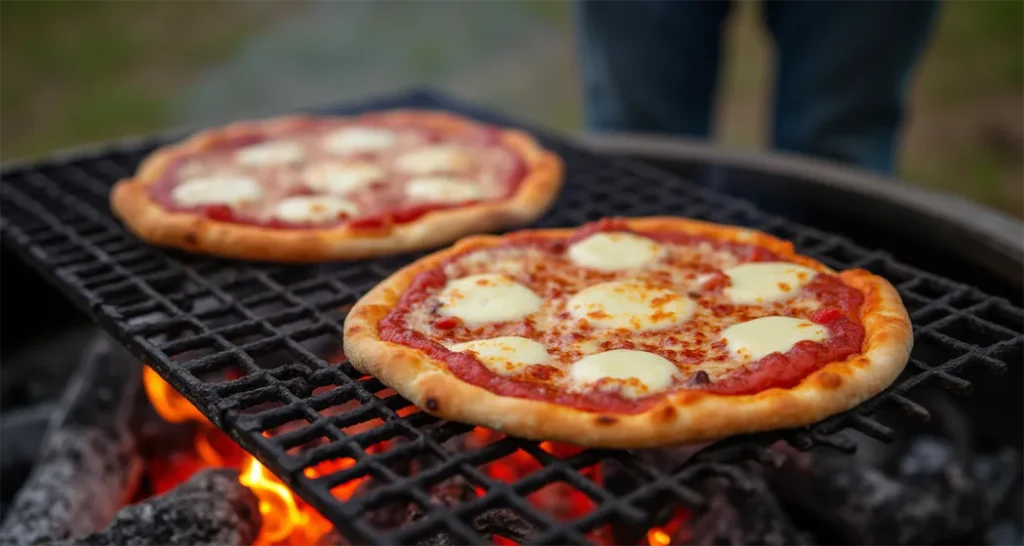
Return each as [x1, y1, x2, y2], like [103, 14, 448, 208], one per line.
[110, 110, 564, 262]
[343, 217, 913, 448]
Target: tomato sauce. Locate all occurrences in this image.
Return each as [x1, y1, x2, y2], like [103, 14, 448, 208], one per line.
[147, 119, 527, 230]
[379, 222, 867, 412]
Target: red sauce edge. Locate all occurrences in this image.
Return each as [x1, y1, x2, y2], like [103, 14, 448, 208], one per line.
[379, 219, 866, 413]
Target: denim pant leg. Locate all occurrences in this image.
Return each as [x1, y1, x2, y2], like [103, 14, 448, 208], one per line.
[576, 0, 733, 137]
[764, 0, 941, 174]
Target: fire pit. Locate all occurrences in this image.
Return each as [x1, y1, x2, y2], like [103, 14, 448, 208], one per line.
[1, 90, 1021, 545]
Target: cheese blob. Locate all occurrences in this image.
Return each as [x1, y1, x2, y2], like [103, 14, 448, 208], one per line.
[235, 141, 304, 166]
[567, 232, 665, 271]
[305, 162, 385, 195]
[567, 281, 695, 331]
[171, 175, 263, 208]
[569, 349, 680, 398]
[722, 262, 819, 304]
[721, 316, 828, 361]
[437, 274, 542, 325]
[323, 127, 397, 155]
[449, 336, 550, 375]
[406, 177, 485, 204]
[395, 146, 470, 174]
[274, 195, 358, 224]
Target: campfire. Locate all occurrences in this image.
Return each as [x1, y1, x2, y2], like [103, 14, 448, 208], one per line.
[0, 334, 1018, 546]
[139, 364, 685, 546]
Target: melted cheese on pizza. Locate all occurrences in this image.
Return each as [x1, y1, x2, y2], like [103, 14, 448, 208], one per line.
[388, 228, 856, 402]
[151, 117, 527, 227]
[437, 274, 543, 325]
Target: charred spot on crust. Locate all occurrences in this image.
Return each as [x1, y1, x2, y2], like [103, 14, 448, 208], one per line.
[183, 233, 198, 245]
[688, 370, 711, 386]
[424, 397, 440, 412]
[658, 404, 677, 421]
[816, 372, 843, 389]
[594, 415, 617, 426]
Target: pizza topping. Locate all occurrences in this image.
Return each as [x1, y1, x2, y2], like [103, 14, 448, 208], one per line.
[567, 281, 696, 331]
[170, 175, 263, 208]
[322, 126, 398, 155]
[437, 273, 542, 325]
[569, 349, 680, 398]
[721, 316, 829, 361]
[273, 195, 358, 225]
[406, 177, 486, 204]
[395, 145, 470, 174]
[567, 232, 665, 271]
[449, 336, 551, 376]
[235, 141, 304, 166]
[722, 262, 820, 304]
[304, 162, 385, 195]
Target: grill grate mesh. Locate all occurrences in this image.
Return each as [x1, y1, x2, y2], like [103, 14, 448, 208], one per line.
[2, 90, 1021, 544]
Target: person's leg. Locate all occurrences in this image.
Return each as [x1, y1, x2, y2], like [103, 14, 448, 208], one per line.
[764, 0, 940, 173]
[576, 0, 732, 137]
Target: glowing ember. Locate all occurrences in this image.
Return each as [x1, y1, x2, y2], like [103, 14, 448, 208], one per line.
[141, 365, 686, 544]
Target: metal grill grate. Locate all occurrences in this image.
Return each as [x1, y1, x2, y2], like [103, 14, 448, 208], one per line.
[2, 90, 1021, 545]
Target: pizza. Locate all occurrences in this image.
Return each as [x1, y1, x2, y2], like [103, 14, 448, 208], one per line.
[343, 217, 913, 448]
[110, 110, 563, 262]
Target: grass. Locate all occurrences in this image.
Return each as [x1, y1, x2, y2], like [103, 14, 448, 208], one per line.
[1, 0, 1020, 218]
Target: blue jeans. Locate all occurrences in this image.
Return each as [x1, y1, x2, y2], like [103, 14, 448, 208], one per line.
[577, 0, 940, 175]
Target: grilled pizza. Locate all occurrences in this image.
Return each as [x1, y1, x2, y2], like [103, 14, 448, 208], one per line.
[111, 110, 563, 262]
[343, 217, 913, 448]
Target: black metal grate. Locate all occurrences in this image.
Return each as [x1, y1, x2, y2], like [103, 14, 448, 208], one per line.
[2, 90, 1021, 545]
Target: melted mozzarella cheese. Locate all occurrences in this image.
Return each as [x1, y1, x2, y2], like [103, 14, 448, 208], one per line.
[305, 162, 385, 195]
[406, 177, 485, 204]
[567, 232, 665, 271]
[569, 350, 679, 398]
[437, 274, 542, 325]
[449, 336, 550, 375]
[171, 175, 263, 208]
[567, 281, 695, 331]
[235, 141, 304, 166]
[274, 195, 358, 224]
[721, 316, 828, 361]
[395, 146, 470, 174]
[723, 262, 820, 304]
[323, 127, 397, 154]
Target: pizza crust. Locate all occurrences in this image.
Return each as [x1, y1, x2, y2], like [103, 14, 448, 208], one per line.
[110, 110, 563, 262]
[343, 217, 913, 448]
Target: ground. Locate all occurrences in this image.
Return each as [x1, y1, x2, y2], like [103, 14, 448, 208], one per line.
[2, 0, 1020, 218]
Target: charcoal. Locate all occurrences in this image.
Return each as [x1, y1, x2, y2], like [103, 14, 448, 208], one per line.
[675, 475, 811, 546]
[764, 437, 1019, 545]
[342, 475, 540, 546]
[0, 336, 142, 545]
[0, 402, 55, 491]
[43, 469, 261, 546]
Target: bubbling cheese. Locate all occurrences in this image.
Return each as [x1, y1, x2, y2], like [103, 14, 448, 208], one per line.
[323, 127, 398, 155]
[567, 281, 695, 331]
[721, 316, 828, 361]
[171, 175, 263, 208]
[395, 146, 470, 174]
[274, 195, 358, 224]
[449, 336, 550, 375]
[305, 162, 385, 195]
[235, 141, 304, 166]
[437, 274, 542, 325]
[722, 262, 819, 304]
[406, 177, 485, 204]
[567, 232, 665, 271]
[569, 349, 680, 398]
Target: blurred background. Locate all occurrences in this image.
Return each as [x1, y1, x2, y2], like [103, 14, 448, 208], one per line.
[2, 0, 1021, 217]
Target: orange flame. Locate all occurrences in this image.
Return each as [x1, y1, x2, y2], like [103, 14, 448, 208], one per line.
[142, 366, 686, 544]
[142, 365, 334, 545]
